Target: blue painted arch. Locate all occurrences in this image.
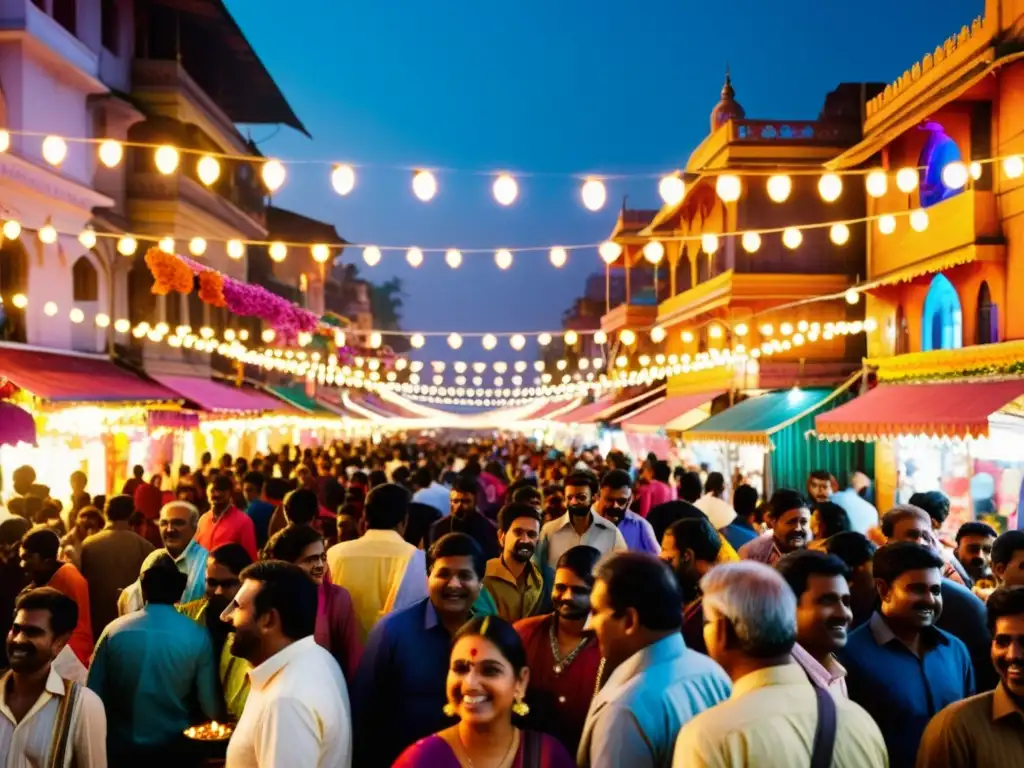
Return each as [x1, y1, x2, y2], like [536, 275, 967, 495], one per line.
[921, 274, 963, 351]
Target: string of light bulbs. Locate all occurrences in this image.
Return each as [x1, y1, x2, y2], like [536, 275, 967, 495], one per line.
[3, 126, 1022, 213]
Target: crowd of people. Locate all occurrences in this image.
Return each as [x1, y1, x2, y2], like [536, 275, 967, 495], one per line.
[1, 436, 1023, 767]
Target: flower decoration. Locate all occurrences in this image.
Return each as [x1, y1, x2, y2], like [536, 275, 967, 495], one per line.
[198, 271, 226, 307]
[144, 248, 193, 295]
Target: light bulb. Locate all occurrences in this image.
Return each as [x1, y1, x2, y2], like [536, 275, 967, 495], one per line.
[43, 301, 58, 317]
[537, 333, 552, 346]
[895, 167, 918, 194]
[38, 225, 57, 244]
[78, 228, 97, 249]
[549, 247, 567, 268]
[734, 323, 749, 337]
[865, 170, 888, 198]
[482, 334, 497, 350]
[0, 131, 9, 152]
[818, 173, 843, 202]
[877, 214, 897, 235]
[766, 174, 792, 203]
[495, 249, 513, 270]
[709, 324, 723, 339]
[741, 231, 761, 253]
[941, 161, 969, 190]
[227, 240, 246, 259]
[363, 246, 382, 266]
[117, 235, 137, 256]
[619, 329, 636, 346]
[829, 223, 850, 246]
[11, 293, 27, 309]
[311, 244, 331, 264]
[331, 164, 356, 195]
[189, 237, 207, 256]
[369, 332, 382, 348]
[581, 178, 607, 211]
[642, 240, 664, 264]
[448, 333, 463, 349]
[445, 249, 462, 269]
[95, 313, 110, 328]
[593, 330, 607, 344]
[493, 174, 518, 205]
[845, 288, 860, 305]
[970, 161, 983, 180]
[599, 241, 622, 264]
[909, 208, 929, 232]
[114, 318, 130, 333]
[197, 156, 221, 186]
[650, 326, 667, 343]
[406, 247, 424, 267]
[154, 145, 180, 175]
[701, 233, 719, 254]
[98, 139, 123, 168]
[658, 175, 685, 206]
[564, 330, 578, 345]
[782, 227, 803, 249]
[1003, 156, 1024, 180]
[42, 136, 67, 166]
[261, 159, 286, 192]
[715, 174, 741, 203]
[2, 220, 20, 240]
[510, 334, 526, 351]
[268, 242, 287, 262]
[412, 170, 438, 201]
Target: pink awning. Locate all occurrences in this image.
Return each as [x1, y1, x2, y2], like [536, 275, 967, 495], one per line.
[554, 397, 617, 425]
[619, 391, 724, 432]
[528, 400, 579, 419]
[152, 376, 286, 413]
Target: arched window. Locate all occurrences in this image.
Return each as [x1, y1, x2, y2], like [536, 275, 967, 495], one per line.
[128, 260, 155, 325]
[976, 281, 998, 345]
[697, 252, 710, 284]
[919, 124, 965, 208]
[0, 239, 28, 343]
[72, 256, 98, 301]
[922, 274, 963, 351]
[895, 304, 910, 355]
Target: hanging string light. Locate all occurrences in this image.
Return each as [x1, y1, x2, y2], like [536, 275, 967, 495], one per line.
[580, 178, 606, 211]
[41, 136, 67, 166]
[154, 145, 180, 175]
[412, 170, 438, 202]
[658, 174, 685, 206]
[406, 247, 424, 268]
[332, 164, 356, 195]
[363, 246, 382, 266]
[197, 156, 221, 186]
[445, 249, 463, 269]
[495, 249, 514, 270]
[766, 175, 792, 203]
[549, 247, 568, 268]
[865, 170, 888, 198]
[493, 174, 518, 206]
[98, 140, 123, 168]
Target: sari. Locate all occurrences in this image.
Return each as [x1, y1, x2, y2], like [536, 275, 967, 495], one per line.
[394, 731, 575, 768]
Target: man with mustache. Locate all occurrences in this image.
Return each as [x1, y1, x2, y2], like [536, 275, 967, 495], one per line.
[477, 503, 549, 622]
[426, 475, 500, 559]
[178, 543, 254, 719]
[917, 585, 1024, 766]
[954, 521, 998, 586]
[660, 517, 722, 654]
[776, 549, 853, 696]
[739, 489, 811, 565]
[514, 545, 604, 755]
[536, 472, 626, 571]
[2, 588, 107, 767]
[595, 470, 659, 555]
[839, 543, 976, 768]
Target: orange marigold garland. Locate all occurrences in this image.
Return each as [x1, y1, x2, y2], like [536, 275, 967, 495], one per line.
[144, 248, 193, 295]
[198, 270, 227, 307]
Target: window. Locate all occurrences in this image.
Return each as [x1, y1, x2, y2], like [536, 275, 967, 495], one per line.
[72, 256, 98, 301]
[52, 0, 76, 35]
[921, 274, 963, 351]
[976, 281, 999, 345]
[101, 0, 119, 54]
[894, 304, 910, 355]
[0, 240, 28, 343]
[919, 125, 965, 208]
[128, 260, 155, 325]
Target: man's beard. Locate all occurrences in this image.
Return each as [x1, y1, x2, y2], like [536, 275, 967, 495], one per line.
[568, 504, 590, 518]
[229, 626, 260, 661]
[5, 640, 48, 674]
[511, 543, 534, 563]
[675, 565, 701, 603]
[554, 599, 589, 622]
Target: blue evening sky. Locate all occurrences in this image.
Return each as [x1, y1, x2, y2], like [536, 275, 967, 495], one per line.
[227, 0, 983, 359]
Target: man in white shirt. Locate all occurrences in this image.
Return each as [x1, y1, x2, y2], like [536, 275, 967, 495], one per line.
[223, 561, 351, 768]
[536, 471, 627, 570]
[410, 465, 450, 516]
[1, 587, 106, 768]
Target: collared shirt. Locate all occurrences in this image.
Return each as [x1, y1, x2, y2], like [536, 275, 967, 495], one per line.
[635, 480, 676, 518]
[720, 520, 760, 551]
[616, 511, 661, 554]
[178, 598, 251, 719]
[577, 633, 731, 768]
[0, 665, 107, 768]
[839, 612, 976, 768]
[88, 603, 221, 751]
[427, 511, 501, 559]
[790, 642, 848, 697]
[352, 598, 463, 767]
[830, 488, 879, 534]
[738, 531, 783, 565]
[694, 494, 736, 529]
[226, 636, 351, 768]
[46, 563, 93, 666]
[118, 537, 209, 614]
[673, 663, 888, 768]
[326, 528, 428, 643]
[479, 557, 546, 622]
[916, 683, 1024, 767]
[536, 512, 627, 571]
[196, 506, 257, 561]
[936, 577, 998, 691]
[412, 482, 450, 516]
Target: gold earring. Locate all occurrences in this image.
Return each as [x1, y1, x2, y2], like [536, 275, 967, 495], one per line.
[443, 702, 457, 718]
[512, 699, 530, 716]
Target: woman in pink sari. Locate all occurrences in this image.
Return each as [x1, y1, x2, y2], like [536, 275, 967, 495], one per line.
[394, 615, 574, 768]
[263, 524, 362, 681]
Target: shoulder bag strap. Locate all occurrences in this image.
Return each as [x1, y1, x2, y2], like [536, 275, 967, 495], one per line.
[809, 684, 838, 768]
[46, 678, 81, 768]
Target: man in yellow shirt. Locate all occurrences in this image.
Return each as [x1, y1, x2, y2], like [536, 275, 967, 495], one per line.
[476, 503, 549, 621]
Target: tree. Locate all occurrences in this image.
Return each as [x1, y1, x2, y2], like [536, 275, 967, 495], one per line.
[369, 276, 410, 353]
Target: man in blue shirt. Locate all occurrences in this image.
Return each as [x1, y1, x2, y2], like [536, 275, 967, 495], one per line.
[88, 552, 221, 764]
[839, 542, 975, 768]
[242, 472, 278, 551]
[595, 469, 660, 554]
[720, 483, 761, 550]
[352, 532, 485, 767]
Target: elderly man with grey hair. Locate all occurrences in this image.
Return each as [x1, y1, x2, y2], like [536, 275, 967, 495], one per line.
[118, 501, 208, 613]
[672, 561, 887, 768]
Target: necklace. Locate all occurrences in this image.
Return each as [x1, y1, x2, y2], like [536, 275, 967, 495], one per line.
[459, 727, 519, 768]
[549, 618, 591, 675]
